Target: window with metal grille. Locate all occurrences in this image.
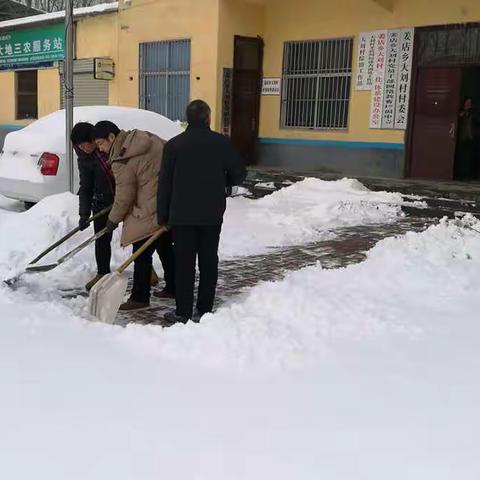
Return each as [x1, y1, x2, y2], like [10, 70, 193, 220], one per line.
[281, 38, 353, 130]
[139, 39, 191, 122]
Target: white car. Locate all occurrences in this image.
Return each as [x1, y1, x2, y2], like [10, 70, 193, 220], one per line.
[0, 106, 184, 207]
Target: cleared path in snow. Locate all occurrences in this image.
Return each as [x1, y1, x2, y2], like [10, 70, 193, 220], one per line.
[120, 216, 432, 326]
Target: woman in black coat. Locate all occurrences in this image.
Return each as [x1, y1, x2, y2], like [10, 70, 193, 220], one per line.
[71, 122, 115, 290]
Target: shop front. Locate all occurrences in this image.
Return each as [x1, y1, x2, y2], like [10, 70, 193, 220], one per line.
[0, 4, 117, 126]
[1, 0, 480, 180]
[0, 23, 64, 123]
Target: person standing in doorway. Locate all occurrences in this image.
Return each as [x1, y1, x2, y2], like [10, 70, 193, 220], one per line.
[157, 100, 247, 324]
[93, 120, 175, 311]
[455, 97, 478, 180]
[71, 122, 115, 291]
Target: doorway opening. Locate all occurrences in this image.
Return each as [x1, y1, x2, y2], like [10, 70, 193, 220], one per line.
[454, 67, 480, 181]
[406, 23, 480, 181]
[230, 35, 264, 165]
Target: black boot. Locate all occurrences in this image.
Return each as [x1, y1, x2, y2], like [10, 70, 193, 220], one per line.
[191, 309, 204, 323]
[164, 311, 189, 324]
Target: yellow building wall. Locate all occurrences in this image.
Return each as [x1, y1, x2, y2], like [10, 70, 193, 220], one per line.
[216, 0, 265, 130]
[3, 0, 480, 140]
[115, 0, 220, 124]
[0, 71, 17, 125]
[260, 0, 480, 144]
[37, 68, 61, 118]
[75, 12, 119, 105]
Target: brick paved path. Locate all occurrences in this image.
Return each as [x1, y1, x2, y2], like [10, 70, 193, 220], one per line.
[116, 216, 433, 327]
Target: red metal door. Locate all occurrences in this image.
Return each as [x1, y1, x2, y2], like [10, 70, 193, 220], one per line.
[409, 67, 462, 180]
[231, 36, 264, 165]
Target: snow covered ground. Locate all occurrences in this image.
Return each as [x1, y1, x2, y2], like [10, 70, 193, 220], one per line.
[0, 180, 479, 479]
[0, 177, 420, 287]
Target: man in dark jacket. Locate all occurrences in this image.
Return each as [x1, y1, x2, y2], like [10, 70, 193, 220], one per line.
[71, 122, 115, 291]
[157, 100, 247, 324]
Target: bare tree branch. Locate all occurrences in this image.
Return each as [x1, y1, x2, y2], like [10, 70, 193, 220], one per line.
[16, 0, 113, 13]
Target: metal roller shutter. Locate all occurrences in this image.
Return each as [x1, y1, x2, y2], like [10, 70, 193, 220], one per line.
[60, 58, 109, 108]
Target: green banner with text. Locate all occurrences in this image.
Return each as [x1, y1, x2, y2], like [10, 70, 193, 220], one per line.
[0, 23, 64, 67]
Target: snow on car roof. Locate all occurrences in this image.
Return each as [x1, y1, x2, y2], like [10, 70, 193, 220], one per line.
[4, 106, 184, 154]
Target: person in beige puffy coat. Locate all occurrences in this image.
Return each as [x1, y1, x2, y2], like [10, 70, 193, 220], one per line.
[93, 121, 175, 311]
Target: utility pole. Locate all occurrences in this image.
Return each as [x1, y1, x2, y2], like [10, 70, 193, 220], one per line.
[64, 0, 74, 193]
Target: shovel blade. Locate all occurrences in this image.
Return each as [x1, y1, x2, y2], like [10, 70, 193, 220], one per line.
[4, 266, 48, 286]
[4, 262, 59, 286]
[88, 272, 128, 324]
[25, 263, 58, 273]
[4, 275, 20, 287]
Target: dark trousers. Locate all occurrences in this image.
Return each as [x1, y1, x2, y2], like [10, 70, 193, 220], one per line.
[173, 225, 222, 319]
[130, 231, 175, 303]
[93, 213, 113, 276]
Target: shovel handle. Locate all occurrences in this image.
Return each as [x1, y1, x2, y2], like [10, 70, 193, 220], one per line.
[117, 227, 168, 275]
[55, 227, 109, 266]
[29, 205, 112, 265]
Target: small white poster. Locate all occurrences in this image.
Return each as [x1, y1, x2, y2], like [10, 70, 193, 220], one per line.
[381, 30, 400, 129]
[394, 28, 414, 129]
[355, 32, 373, 90]
[262, 78, 281, 95]
[369, 30, 387, 129]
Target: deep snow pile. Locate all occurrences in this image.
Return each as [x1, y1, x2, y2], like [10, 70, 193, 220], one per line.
[0, 193, 122, 286]
[221, 177, 420, 257]
[1, 214, 480, 479]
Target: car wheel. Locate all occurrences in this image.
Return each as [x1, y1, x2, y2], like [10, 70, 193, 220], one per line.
[24, 201, 36, 210]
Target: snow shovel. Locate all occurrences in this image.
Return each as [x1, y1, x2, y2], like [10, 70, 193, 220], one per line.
[88, 227, 168, 324]
[28, 206, 111, 266]
[4, 206, 111, 286]
[24, 228, 108, 274]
